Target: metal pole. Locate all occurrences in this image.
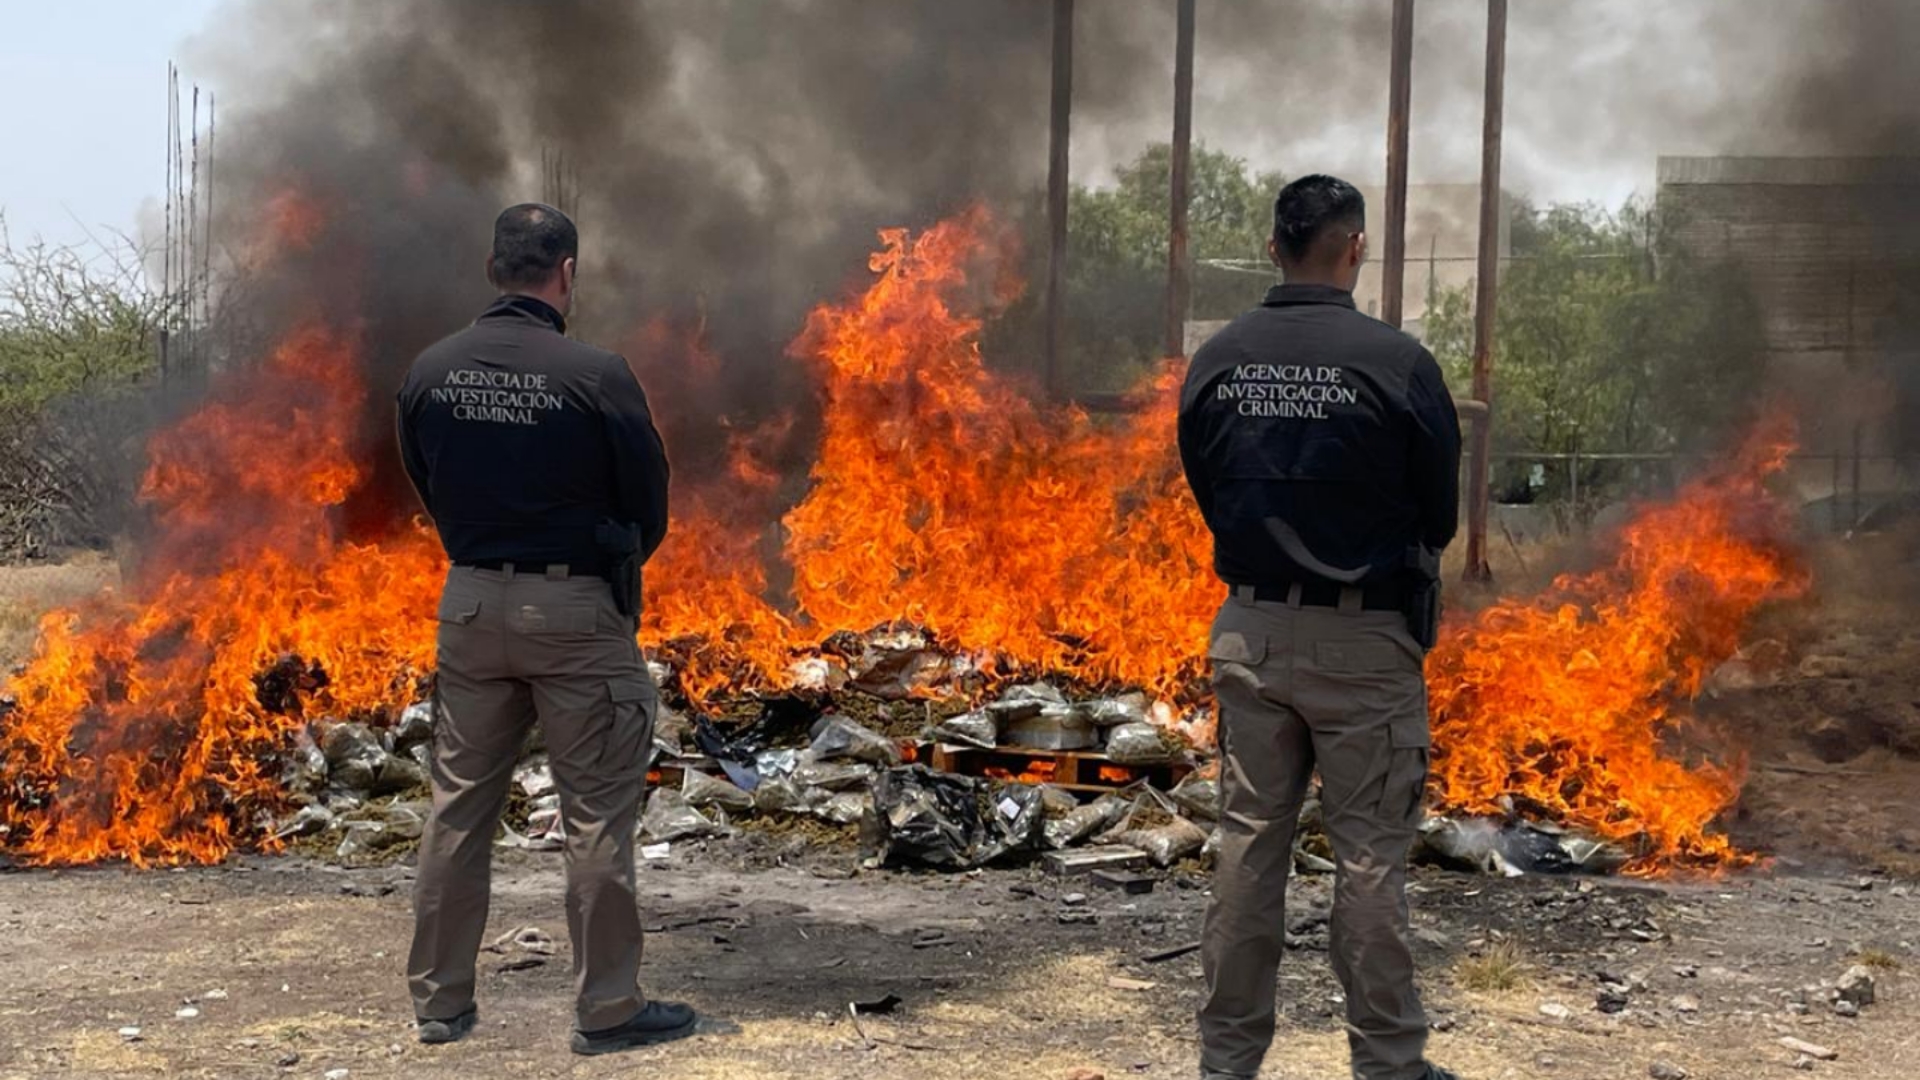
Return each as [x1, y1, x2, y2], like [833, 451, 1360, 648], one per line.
[1164, 0, 1196, 359]
[1381, 0, 1416, 329]
[1463, 0, 1506, 584]
[1045, 0, 1074, 398]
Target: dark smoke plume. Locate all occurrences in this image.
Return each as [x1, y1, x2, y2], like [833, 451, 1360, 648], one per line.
[184, 0, 1920, 522]
[195, 0, 1194, 530]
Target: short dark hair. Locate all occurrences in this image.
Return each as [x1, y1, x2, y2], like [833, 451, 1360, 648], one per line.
[490, 203, 578, 291]
[1272, 175, 1366, 263]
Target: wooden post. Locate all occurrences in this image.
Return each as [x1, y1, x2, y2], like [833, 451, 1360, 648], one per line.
[1380, 0, 1416, 329]
[1046, 0, 1075, 398]
[1164, 0, 1196, 358]
[1463, 0, 1506, 583]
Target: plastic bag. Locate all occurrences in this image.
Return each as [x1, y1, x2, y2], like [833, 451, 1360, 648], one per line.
[987, 682, 1068, 722]
[283, 727, 329, 796]
[1168, 774, 1221, 822]
[682, 769, 753, 813]
[792, 757, 874, 792]
[391, 701, 435, 754]
[641, 788, 723, 843]
[526, 793, 565, 847]
[861, 765, 985, 870]
[752, 776, 829, 815]
[815, 790, 873, 826]
[1104, 721, 1181, 765]
[809, 715, 901, 766]
[514, 756, 555, 798]
[975, 783, 1046, 864]
[929, 710, 997, 750]
[1416, 816, 1629, 876]
[1043, 792, 1129, 850]
[320, 722, 389, 794]
[1084, 695, 1150, 728]
[1114, 815, 1209, 867]
[1035, 784, 1081, 817]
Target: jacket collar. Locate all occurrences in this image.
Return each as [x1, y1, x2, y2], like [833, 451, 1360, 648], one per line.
[478, 294, 567, 335]
[1261, 283, 1358, 310]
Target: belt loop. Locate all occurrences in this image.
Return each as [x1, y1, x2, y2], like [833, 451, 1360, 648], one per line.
[1285, 582, 1303, 609]
[1337, 585, 1363, 615]
[1231, 584, 1254, 606]
[546, 564, 569, 581]
[501, 562, 516, 580]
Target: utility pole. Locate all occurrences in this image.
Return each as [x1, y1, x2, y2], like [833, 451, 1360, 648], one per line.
[1164, 0, 1196, 359]
[1045, 0, 1075, 399]
[1463, 0, 1507, 583]
[1380, 0, 1416, 329]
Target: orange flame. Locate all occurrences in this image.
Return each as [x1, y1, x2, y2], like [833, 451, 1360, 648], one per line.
[0, 205, 1806, 870]
[1425, 420, 1808, 871]
[0, 325, 444, 866]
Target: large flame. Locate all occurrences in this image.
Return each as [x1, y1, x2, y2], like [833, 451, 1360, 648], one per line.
[0, 326, 445, 866]
[1426, 422, 1808, 870]
[0, 204, 1804, 869]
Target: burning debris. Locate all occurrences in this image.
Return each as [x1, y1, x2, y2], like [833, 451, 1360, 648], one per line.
[0, 211, 1805, 875]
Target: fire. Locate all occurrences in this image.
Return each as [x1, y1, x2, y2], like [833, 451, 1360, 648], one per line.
[0, 326, 444, 866]
[0, 202, 1806, 869]
[1425, 421, 1808, 870]
[984, 760, 1059, 785]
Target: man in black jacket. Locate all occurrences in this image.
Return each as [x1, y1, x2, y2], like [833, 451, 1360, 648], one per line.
[397, 203, 694, 1055]
[1178, 176, 1461, 1080]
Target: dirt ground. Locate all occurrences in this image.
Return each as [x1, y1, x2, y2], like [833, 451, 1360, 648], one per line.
[2, 535, 1919, 1080]
[0, 844, 1915, 1080]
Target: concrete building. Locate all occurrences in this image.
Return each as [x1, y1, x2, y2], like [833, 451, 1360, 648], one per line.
[1656, 156, 1920, 499]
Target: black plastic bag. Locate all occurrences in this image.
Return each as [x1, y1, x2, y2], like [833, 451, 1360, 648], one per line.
[861, 765, 986, 870]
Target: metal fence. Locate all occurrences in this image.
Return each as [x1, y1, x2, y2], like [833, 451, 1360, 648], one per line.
[1486, 450, 1920, 536]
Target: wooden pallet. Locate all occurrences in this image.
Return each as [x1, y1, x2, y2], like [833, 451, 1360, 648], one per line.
[928, 743, 1191, 795]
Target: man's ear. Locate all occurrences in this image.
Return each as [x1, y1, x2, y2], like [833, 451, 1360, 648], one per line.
[484, 254, 497, 288]
[1267, 236, 1281, 266]
[561, 256, 577, 293]
[1351, 231, 1369, 267]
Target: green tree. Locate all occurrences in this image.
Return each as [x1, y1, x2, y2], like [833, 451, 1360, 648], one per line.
[1423, 201, 1764, 504]
[0, 219, 162, 415]
[991, 144, 1283, 392]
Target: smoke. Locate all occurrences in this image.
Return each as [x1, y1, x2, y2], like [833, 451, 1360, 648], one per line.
[190, 0, 1200, 521]
[178, 0, 1920, 523]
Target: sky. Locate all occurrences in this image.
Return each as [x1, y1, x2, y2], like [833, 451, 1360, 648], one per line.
[0, 1, 1815, 256]
[2, 1, 226, 249]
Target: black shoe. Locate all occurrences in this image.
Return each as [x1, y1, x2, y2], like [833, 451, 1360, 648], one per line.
[570, 1001, 699, 1055]
[1421, 1066, 1463, 1080]
[416, 1007, 478, 1045]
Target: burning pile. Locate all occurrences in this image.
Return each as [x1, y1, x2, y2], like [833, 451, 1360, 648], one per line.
[0, 206, 1805, 873]
[1427, 424, 1809, 868]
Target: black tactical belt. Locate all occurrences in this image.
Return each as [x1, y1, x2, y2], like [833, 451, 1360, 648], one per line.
[456, 559, 602, 579]
[1237, 578, 1407, 612]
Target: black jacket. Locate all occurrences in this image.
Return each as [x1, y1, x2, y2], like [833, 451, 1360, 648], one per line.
[1177, 283, 1461, 588]
[396, 295, 670, 572]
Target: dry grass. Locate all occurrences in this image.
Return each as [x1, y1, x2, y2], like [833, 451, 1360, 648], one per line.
[1856, 946, 1906, 972]
[1453, 939, 1533, 993]
[0, 554, 117, 669]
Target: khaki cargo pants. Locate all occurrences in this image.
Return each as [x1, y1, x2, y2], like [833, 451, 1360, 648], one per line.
[1198, 585, 1431, 1080]
[407, 564, 658, 1033]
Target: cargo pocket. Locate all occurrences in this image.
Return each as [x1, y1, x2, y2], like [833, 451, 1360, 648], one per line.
[436, 589, 481, 625]
[1206, 628, 1268, 689]
[1386, 714, 1432, 827]
[604, 678, 656, 778]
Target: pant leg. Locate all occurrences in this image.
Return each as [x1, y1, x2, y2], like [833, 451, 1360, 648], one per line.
[509, 575, 656, 1033]
[408, 569, 533, 1022]
[1292, 607, 1432, 1080]
[1199, 598, 1316, 1078]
